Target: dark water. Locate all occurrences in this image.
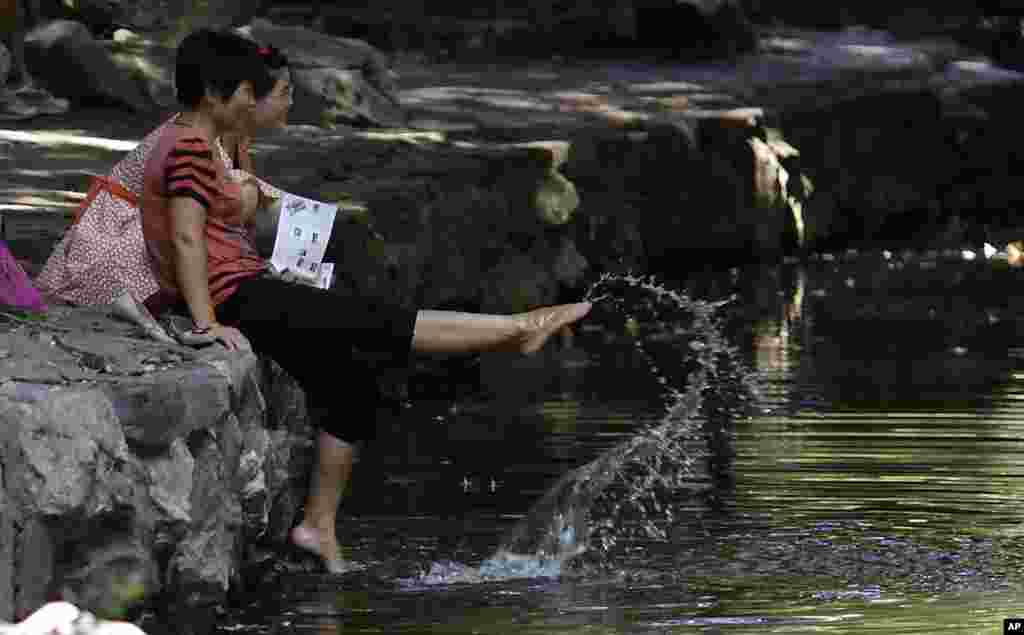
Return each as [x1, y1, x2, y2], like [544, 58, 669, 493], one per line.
[221, 250, 1024, 634]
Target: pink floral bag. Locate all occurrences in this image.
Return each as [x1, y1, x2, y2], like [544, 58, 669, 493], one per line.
[0, 240, 46, 312]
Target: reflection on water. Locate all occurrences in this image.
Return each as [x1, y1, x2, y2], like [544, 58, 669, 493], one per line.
[220, 251, 1024, 634]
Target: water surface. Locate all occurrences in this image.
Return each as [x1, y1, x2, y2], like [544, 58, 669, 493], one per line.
[221, 251, 1024, 634]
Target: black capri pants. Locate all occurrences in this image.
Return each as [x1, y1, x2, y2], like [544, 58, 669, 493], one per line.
[215, 275, 418, 443]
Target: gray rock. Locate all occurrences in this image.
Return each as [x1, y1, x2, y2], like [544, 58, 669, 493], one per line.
[113, 0, 264, 34]
[0, 309, 314, 622]
[0, 387, 132, 515]
[13, 519, 54, 620]
[168, 428, 238, 598]
[480, 251, 558, 313]
[104, 34, 177, 108]
[23, 20, 154, 111]
[143, 439, 193, 523]
[245, 18, 391, 81]
[56, 539, 158, 620]
[59, 0, 125, 33]
[290, 66, 405, 129]
[550, 239, 589, 288]
[0, 473, 13, 621]
[239, 18, 405, 128]
[102, 364, 234, 448]
[249, 130, 587, 313]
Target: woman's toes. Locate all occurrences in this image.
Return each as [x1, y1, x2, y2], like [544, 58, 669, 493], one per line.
[522, 302, 592, 354]
[290, 525, 321, 553]
[291, 525, 350, 571]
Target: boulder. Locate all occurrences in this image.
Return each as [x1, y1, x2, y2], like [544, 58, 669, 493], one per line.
[96, 0, 270, 38]
[53, 0, 125, 35]
[23, 19, 154, 111]
[288, 1, 756, 61]
[0, 471, 12, 621]
[559, 112, 808, 267]
[250, 129, 586, 312]
[0, 304, 315, 623]
[775, 71, 1024, 248]
[104, 29, 176, 107]
[237, 18, 405, 128]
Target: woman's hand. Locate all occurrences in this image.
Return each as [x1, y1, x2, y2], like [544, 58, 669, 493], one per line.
[176, 322, 252, 351]
[267, 261, 321, 287]
[276, 268, 321, 287]
[201, 323, 252, 352]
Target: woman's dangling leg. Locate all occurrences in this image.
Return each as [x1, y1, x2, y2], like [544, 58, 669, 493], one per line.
[215, 278, 398, 573]
[290, 431, 355, 573]
[215, 277, 592, 572]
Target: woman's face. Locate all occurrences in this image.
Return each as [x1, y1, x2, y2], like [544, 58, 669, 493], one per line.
[212, 79, 257, 133]
[251, 68, 292, 131]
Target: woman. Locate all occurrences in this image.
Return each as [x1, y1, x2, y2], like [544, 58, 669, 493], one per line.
[33, 43, 291, 339]
[145, 28, 592, 573]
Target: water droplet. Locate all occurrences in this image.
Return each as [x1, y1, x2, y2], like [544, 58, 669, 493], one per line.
[491, 273, 758, 567]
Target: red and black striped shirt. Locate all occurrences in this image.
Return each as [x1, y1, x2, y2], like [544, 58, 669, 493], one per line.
[141, 125, 267, 312]
[165, 135, 220, 210]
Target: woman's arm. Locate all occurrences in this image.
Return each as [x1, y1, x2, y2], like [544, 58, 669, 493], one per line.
[168, 196, 251, 350]
[168, 196, 216, 329]
[239, 179, 262, 226]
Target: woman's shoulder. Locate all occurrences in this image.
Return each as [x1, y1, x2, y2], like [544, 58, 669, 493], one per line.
[153, 123, 219, 165]
[110, 115, 182, 180]
[142, 123, 222, 194]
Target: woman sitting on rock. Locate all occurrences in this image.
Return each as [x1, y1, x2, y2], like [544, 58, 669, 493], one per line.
[142, 28, 592, 573]
[33, 42, 290, 342]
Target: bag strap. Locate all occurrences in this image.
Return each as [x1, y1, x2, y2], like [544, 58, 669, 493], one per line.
[71, 176, 139, 225]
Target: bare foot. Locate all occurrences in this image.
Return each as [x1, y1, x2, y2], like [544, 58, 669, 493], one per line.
[290, 525, 363, 575]
[517, 302, 592, 355]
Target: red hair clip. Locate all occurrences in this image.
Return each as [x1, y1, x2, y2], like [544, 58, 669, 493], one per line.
[258, 47, 271, 55]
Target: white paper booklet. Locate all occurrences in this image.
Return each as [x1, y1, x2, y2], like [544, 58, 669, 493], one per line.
[270, 193, 338, 286]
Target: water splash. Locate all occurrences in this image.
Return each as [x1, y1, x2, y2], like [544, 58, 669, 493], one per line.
[409, 273, 757, 584]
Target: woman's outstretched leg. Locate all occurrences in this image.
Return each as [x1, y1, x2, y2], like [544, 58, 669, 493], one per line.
[290, 431, 355, 574]
[411, 302, 592, 355]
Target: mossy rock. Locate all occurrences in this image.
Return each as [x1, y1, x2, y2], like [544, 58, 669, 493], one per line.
[533, 172, 579, 226]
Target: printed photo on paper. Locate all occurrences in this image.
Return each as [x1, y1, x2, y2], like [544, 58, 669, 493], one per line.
[270, 193, 338, 280]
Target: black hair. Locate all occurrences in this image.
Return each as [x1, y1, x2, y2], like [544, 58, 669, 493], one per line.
[253, 44, 291, 99]
[175, 28, 288, 108]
